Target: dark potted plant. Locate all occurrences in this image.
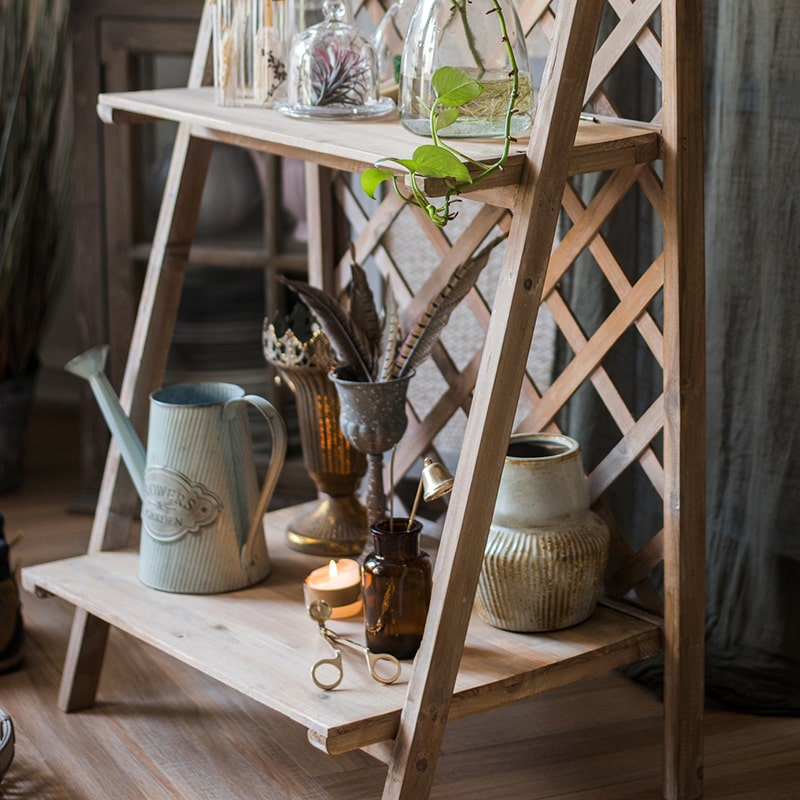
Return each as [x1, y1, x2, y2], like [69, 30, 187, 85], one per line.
[0, 0, 71, 491]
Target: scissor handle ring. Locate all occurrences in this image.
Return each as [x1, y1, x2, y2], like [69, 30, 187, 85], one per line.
[311, 651, 344, 691]
[366, 651, 402, 685]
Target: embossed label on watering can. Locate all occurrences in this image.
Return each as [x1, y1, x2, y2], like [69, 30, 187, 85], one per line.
[142, 466, 223, 543]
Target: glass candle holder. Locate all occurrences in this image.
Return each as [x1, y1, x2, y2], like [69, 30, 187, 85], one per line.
[303, 558, 363, 618]
[362, 518, 432, 660]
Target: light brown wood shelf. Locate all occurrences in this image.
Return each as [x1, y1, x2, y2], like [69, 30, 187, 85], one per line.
[97, 87, 661, 201]
[28, 2, 705, 798]
[22, 505, 662, 756]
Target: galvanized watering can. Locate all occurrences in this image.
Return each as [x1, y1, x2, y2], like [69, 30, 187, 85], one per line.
[66, 346, 287, 594]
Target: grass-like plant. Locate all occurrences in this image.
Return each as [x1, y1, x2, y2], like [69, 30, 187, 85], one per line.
[309, 41, 372, 107]
[360, 0, 521, 227]
[0, 0, 71, 380]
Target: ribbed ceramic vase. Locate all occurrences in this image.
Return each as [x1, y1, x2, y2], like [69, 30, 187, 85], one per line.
[475, 433, 610, 632]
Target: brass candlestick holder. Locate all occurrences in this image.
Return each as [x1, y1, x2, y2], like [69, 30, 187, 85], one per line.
[264, 315, 367, 556]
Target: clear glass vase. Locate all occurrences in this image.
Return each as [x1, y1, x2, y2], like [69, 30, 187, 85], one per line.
[372, 0, 416, 99]
[252, 0, 291, 106]
[213, 0, 290, 107]
[399, 0, 533, 138]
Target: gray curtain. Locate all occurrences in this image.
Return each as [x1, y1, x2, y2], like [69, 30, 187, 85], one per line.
[560, 1, 800, 713]
[702, 0, 800, 714]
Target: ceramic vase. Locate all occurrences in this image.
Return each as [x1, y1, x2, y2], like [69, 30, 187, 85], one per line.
[475, 433, 610, 632]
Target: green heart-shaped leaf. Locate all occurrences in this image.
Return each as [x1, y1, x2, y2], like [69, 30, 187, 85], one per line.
[393, 158, 422, 171]
[360, 167, 395, 198]
[434, 107, 460, 132]
[411, 145, 472, 183]
[432, 66, 483, 107]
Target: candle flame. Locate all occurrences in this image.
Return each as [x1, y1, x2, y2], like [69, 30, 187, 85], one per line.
[328, 560, 337, 578]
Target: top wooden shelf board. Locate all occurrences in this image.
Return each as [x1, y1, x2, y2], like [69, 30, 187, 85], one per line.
[97, 87, 660, 198]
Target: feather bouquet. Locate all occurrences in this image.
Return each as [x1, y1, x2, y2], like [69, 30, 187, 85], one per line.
[280, 235, 506, 383]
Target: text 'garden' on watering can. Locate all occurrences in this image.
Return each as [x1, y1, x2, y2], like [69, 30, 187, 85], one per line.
[65, 346, 287, 594]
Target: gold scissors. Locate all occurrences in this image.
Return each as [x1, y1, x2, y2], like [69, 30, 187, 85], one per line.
[308, 600, 401, 690]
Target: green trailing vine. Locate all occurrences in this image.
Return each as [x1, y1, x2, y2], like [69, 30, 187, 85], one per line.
[360, 0, 520, 227]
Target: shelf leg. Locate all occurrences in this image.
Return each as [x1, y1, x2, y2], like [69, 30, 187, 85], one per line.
[304, 163, 344, 293]
[661, 0, 706, 797]
[58, 610, 111, 712]
[57, 128, 213, 710]
[380, 2, 606, 798]
[56, 1, 218, 712]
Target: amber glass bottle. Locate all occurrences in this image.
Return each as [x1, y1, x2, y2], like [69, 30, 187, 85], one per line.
[362, 519, 432, 659]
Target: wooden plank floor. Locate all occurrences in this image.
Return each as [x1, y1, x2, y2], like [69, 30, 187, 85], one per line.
[2, 407, 799, 799]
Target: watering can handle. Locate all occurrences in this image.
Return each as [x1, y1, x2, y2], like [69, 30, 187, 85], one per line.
[223, 395, 287, 568]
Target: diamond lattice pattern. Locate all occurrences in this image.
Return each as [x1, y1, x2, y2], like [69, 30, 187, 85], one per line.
[334, 0, 667, 610]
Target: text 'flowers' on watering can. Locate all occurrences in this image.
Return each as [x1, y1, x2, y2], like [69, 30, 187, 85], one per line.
[65, 346, 287, 594]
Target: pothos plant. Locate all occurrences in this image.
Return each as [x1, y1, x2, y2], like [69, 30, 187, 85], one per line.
[360, 0, 522, 227]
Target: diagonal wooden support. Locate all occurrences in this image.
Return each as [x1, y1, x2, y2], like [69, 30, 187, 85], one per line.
[58, 5, 215, 713]
[607, 0, 664, 79]
[381, 2, 607, 797]
[588, 394, 666, 499]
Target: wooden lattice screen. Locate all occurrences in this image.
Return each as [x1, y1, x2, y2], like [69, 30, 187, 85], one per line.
[326, 0, 669, 613]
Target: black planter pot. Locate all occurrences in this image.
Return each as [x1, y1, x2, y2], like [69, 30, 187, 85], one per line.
[0, 366, 38, 493]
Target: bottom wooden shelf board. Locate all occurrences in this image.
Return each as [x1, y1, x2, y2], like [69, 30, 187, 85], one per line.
[21, 505, 663, 754]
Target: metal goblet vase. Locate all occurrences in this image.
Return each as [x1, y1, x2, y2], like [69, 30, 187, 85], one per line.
[329, 371, 414, 526]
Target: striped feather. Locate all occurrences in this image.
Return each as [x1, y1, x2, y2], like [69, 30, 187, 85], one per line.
[279, 276, 376, 381]
[379, 282, 401, 381]
[393, 233, 506, 377]
[349, 256, 382, 367]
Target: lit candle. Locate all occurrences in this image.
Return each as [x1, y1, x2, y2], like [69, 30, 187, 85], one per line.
[304, 558, 362, 618]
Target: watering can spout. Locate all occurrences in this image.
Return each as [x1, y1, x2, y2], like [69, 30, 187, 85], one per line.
[64, 346, 147, 500]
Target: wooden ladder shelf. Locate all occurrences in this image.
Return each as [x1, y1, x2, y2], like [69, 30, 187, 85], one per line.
[22, 1, 705, 798]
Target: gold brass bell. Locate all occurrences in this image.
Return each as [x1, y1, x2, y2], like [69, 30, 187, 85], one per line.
[421, 457, 454, 501]
[407, 457, 455, 528]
